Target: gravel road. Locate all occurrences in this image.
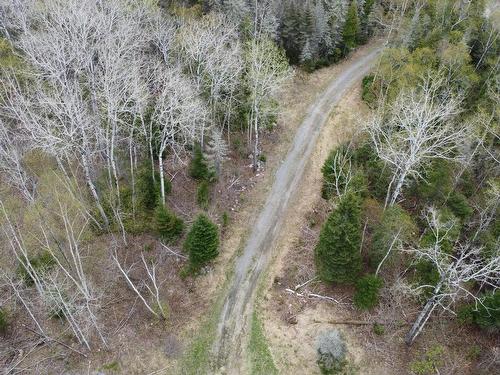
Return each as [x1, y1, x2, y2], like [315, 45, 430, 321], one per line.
[212, 45, 383, 374]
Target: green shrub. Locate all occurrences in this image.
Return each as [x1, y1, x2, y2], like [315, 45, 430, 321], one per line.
[196, 181, 210, 209]
[458, 290, 499, 332]
[136, 165, 163, 211]
[354, 274, 383, 310]
[479, 220, 500, 261]
[414, 160, 453, 205]
[233, 136, 246, 158]
[369, 205, 416, 269]
[321, 144, 352, 199]
[189, 143, 209, 181]
[361, 75, 376, 106]
[184, 214, 219, 271]
[258, 154, 267, 163]
[49, 306, 66, 321]
[414, 260, 440, 299]
[101, 361, 120, 372]
[342, 0, 360, 52]
[457, 169, 475, 198]
[446, 192, 472, 220]
[0, 308, 8, 334]
[315, 193, 362, 284]
[222, 211, 229, 228]
[466, 345, 481, 361]
[154, 204, 184, 242]
[409, 345, 444, 375]
[17, 251, 56, 285]
[419, 208, 460, 255]
[350, 170, 369, 197]
[372, 323, 385, 336]
[351, 143, 391, 201]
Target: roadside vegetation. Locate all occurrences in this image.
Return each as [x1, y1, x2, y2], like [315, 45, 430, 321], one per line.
[249, 311, 279, 375]
[306, 0, 499, 373]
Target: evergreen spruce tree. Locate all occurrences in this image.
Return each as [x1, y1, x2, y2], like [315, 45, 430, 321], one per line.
[155, 204, 184, 242]
[300, 39, 313, 65]
[281, 3, 305, 64]
[342, 1, 360, 52]
[184, 214, 219, 270]
[196, 180, 210, 209]
[136, 165, 162, 211]
[189, 143, 209, 180]
[315, 192, 362, 284]
[362, 0, 375, 35]
[354, 274, 383, 310]
[205, 128, 228, 177]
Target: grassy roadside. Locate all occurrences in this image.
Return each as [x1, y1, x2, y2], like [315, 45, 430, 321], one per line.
[179, 289, 226, 374]
[179, 241, 279, 375]
[178, 233, 246, 374]
[249, 310, 279, 375]
[248, 259, 279, 375]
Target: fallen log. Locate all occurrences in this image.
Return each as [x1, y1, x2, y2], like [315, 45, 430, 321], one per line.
[285, 288, 348, 304]
[313, 319, 374, 326]
[313, 319, 407, 327]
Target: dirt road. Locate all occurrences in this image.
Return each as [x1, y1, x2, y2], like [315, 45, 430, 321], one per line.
[212, 46, 382, 374]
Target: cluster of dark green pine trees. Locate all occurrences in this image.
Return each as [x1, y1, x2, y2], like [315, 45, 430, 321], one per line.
[279, 0, 376, 69]
[191, 0, 377, 70]
[116, 147, 221, 274]
[156, 145, 221, 273]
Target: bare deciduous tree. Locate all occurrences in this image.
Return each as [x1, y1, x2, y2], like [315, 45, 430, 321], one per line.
[112, 247, 167, 320]
[151, 67, 207, 204]
[0, 189, 106, 349]
[0, 118, 35, 202]
[177, 14, 243, 137]
[403, 207, 500, 345]
[323, 144, 354, 197]
[205, 127, 229, 176]
[367, 75, 465, 207]
[246, 37, 291, 170]
[1, 0, 179, 230]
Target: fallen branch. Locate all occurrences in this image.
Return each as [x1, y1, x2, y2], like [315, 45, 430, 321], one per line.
[375, 228, 401, 277]
[308, 293, 343, 304]
[285, 288, 347, 304]
[161, 243, 187, 260]
[228, 176, 240, 189]
[5, 339, 44, 375]
[294, 277, 318, 291]
[360, 220, 368, 254]
[313, 319, 406, 327]
[313, 319, 374, 325]
[21, 324, 88, 358]
[168, 170, 180, 182]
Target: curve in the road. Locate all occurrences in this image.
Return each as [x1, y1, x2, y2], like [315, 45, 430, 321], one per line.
[212, 45, 383, 374]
